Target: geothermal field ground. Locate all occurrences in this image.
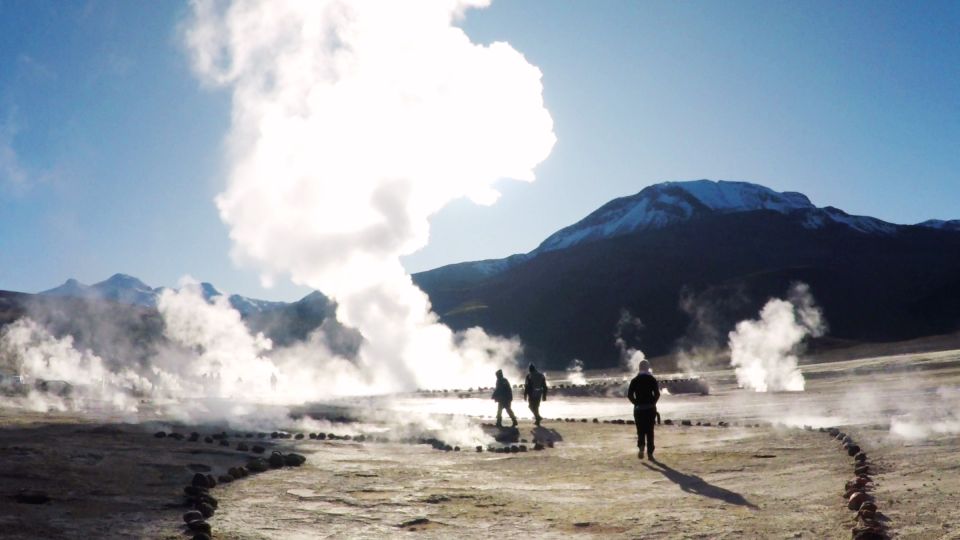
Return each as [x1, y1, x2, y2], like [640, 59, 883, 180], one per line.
[0, 349, 958, 540]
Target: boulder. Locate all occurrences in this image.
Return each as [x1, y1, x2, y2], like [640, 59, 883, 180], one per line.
[183, 510, 203, 523]
[475, 446, 483, 453]
[309, 433, 317, 439]
[205, 475, 217, 488]
[268, 451, 285, 468]
[855, 452, 867, 463]
[186, 520, 212, 534]
[284, 453, 307, 466]
[847, 445, 861, 457]
[217, 475, 233, 484]
[252, 445, 266, 454]
[246, 458, 269, 473]
[317, 433, 327, 440]
[295, 433, 304, 440]
[681, 420, 692, 426]
[154, 431, 167, 438]
[191, 473, 210, 489]
[664, 419, 674, 425]
[197, 501, 215, 518]
[848, 491, 872, 511]
[189, 432, 200, 442]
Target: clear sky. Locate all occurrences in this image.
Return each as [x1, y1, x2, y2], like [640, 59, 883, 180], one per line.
[1, 1, 958, 301]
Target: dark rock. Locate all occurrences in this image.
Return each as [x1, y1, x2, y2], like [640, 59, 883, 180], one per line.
[453, 446, 460, 452]
[855, 465, 870, 476]
[295, 433, 304, 440]
[246, 458, 269, 473]
[196, 501, 216, 518]
[309, 433, 317, 439]
[191, 473, 210, 489]
[268, 451, 285, 468]
[509, 445, 519, 453]
[205, 474, 217, 488]
[284, 453, 307, 466]
[681, 420, 692, 426]
[271, 432, 279, 439]
[14, 490, 50, 504]
[204, 437, 213, 444]
[187, 520, 212, 534]
[848, 491, 872, 511]
[855, 452, 867, 462]
[217, 475, 233, 484]
[183, 510, 203, 523]
[192, 534, 211, 540]
[317, 433, 327, 440]
[519, 445, 528, 452]
[257, 433, 266, 438]
[229, 467, 245, 479]
[237, 442, 249, 452]
[847, 444, 861, 457]
[219, 439, 230, 447]
[169, 432, 185, 440]
[533, 443, 545, 451]
[183, 485, 208, 497]
[475, 446, 483, 452]
[189, 432, 200, 442]
[252, 445, 266, 454]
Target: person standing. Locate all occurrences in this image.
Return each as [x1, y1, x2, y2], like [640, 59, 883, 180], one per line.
[627, 359, 660, 460]
[492, 369, 518, 428]
[523, 364, 548, 426]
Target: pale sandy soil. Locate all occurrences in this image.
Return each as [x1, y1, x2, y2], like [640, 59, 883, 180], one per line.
[0, 349, 957, 539]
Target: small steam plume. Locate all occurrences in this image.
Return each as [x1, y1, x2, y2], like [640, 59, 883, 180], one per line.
[0, 318, 150, 413]
[728, 283, 825, 392]
[183, 0, 555, 395]
[615, 309, 648, 373]
[565, 358, 586, 385]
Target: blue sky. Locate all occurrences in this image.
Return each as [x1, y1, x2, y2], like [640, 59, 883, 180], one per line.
[1, 1, 958, 301]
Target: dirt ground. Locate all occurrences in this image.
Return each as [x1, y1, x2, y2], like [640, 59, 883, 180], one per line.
[0, 349, 957, 539]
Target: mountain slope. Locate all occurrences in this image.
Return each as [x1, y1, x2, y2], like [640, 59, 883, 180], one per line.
[413, 180, 960, 369]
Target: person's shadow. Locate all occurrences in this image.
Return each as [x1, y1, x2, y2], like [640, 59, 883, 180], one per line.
[642, 460, 757, 509]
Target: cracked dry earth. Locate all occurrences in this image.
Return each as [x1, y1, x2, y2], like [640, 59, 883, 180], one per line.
[0, 349, 957, 539]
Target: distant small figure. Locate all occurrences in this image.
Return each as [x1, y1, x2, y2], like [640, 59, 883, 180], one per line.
[492, 369, 518, 428]
[270, 372, 278, 392]
[628, 359, 660, 460]
[523, 364, 548, 426]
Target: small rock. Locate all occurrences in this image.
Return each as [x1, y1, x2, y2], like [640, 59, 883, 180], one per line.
[246, 458, 269, 473]
[848, 491, 872, 511]
[284, 453, 307, 467]
[217, 475, 233, 484]
[475, 445, 483, 452]
[204, 437, 213, 444]
[183, 486, 207, 497]
[187, 520, 212, 534]
[268, 451, 285, 468]
[295, 433, 304, 440]
[188, 432, 200, 442]
[309, 433, 317, 439]
[205, 474, 217, 488]
[237, 442, 249, 452]
[191, 473, 210, 489]
[252, 445, 266, 454]
[219, 439, 230, 447]
[197, 501, 215, 518]
[154, 431, 167, 438]
[183, 510, 203, 523]
[192, 534, 211, 540]
[681, 420, 692, 426]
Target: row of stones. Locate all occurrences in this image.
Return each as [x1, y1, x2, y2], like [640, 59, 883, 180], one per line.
[178, 450, 306, 540]
[820, 427, 888, 540]
[550, 417, 758, 428]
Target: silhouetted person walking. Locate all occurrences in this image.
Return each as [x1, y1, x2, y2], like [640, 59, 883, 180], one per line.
[492, 369, 518, 428]
[628, 359, 660, 460]
[524, 364, 548, 426]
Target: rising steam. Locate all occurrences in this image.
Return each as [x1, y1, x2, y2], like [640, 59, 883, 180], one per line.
[566, 359, 586, 385]
[615, 309, 648, 373]
[183, 0, 555, 394]
[728, 283, 825, 392]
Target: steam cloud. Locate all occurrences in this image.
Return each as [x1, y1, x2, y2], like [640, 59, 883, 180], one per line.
[615, 310, 648, 373]
[183, 0, 555, 395]
[728, 283, 825, 392]
[566, 358, 586, 385]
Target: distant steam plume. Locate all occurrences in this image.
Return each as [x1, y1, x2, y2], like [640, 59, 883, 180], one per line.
[183, 0, 555, 394]
[566, 358, 586, 385]
[728, 283, 825, 392]
[615, 309, 648, 372]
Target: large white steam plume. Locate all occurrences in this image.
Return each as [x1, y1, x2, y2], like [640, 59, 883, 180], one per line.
[728, 283, 826, 392]
[183, 0, 555, 394]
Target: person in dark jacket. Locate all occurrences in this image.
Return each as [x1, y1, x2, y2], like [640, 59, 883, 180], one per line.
[492, 369, 518, 428]
[523, 364, 548, 426]
[627, 359, 660, 460]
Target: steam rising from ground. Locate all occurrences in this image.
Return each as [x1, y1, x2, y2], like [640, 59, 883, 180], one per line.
[566, 359, 586, 385]
[183, 0, 555, 394]
[728, 283, 825, 392]
[615, 310, 648, 373]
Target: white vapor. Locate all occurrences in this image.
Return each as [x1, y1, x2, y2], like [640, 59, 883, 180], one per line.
[566, 358, 586, 385]
[728, 283, 825, 392]
[183, 0, 555, 394]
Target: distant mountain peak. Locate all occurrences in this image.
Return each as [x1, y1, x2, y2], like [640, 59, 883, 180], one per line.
[535, 179, 897, 253]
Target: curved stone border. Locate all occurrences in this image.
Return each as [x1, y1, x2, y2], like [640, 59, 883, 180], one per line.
[822, 427, 890, 540]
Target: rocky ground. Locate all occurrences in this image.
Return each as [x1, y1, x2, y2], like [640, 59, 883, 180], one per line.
[0, 349, 957, 539]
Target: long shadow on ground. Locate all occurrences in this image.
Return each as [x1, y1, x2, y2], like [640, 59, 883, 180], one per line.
[642, 460, 758, 508]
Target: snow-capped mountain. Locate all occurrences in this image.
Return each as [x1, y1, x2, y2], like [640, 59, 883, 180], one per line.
[535, 180, 897, 253]
[40, 274, 285, 315]
[918, 219, 960, 232]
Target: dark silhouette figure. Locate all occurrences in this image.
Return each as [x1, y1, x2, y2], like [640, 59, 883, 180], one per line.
[492, 369, 518, 427]
[642, 461, 757, 508]
[627, 359, 660, 459]
[523, 364, 548, 426]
